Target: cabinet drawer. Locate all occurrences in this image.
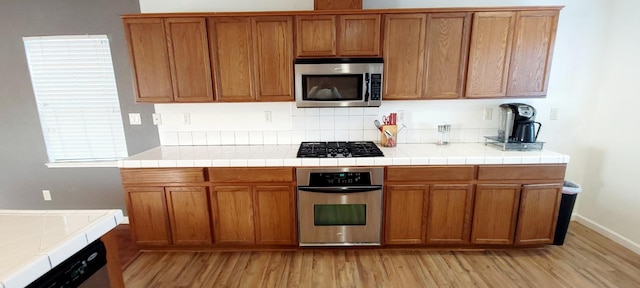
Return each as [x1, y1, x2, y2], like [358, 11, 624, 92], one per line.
[209, 168, 294, 183]
[121, 168, 206, 185]
[386, 166, 474, 182]
[477, 165, 566, 181]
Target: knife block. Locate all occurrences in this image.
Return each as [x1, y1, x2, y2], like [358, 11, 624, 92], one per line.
[380, 125, 397, 147]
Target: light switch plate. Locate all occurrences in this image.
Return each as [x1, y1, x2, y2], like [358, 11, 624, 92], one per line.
[128, 113, 142, 125]
[550, 108, 559, 120]
[484, 108, 493, 120]
[152, 113, 162, 125]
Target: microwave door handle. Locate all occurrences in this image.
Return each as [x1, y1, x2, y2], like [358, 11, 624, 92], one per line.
[364, 73, 370, 101]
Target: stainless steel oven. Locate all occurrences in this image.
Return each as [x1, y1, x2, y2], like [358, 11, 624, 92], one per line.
[297, 167, 383, 246]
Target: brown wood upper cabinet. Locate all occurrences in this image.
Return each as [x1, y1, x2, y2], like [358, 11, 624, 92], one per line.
[208, 16, 293, 102]
[507, 10, 559, 97]
[466, 10, 558, 98]
[314, 0, 362, 10]
[123, 17, 213, 103]
[253, 17, 295, 101]
[208, 17, 255, 102]
[383, 14, 426, 100]
[383, 13, 471, 100]
[424, 13, 471, 99]
[295, 14, 381, 57]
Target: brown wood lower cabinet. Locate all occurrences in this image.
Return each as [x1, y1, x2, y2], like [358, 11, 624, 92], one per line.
[384, 185, 428, 244]
[209, 167, 297, 246]
[210, 185, 297, 245]
[122, 164, 565, 249]
[211, 186, 256, 244]
[471, 184, 521, 245]
[125, 186, 212, 246]
[515, 183, 563, 245]
[165, 186, 212, 245]
[426, 184, 473, 244]
[384, 184, 473, 245]
[125, 187, 171, 245]
[254, 186, 297, 245]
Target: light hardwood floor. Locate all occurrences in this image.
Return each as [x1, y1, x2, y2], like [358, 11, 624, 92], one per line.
[123, 223, 640, 287]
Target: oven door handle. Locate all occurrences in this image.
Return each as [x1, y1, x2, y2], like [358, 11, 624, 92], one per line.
[298, 186, 382, 193]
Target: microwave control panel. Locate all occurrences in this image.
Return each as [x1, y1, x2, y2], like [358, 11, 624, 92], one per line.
[370, 74, 382, 100]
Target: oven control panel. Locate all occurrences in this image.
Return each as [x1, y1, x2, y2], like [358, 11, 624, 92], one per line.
[309, 172, 372, 186]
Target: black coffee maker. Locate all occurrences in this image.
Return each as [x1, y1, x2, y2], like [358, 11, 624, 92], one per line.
[498, 103, 542, 143]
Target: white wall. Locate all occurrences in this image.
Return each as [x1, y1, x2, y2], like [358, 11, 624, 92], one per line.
[140, 0, 640, 252]
[573, 0, 640, 253]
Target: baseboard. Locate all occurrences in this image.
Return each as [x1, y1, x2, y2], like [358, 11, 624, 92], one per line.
[573, 213, 640, 255]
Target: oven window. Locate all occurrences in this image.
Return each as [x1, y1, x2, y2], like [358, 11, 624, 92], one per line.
[302, 74, 363, 101]
[313, 204, 366, 226]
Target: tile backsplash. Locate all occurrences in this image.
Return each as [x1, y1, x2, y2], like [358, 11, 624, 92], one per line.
[154, 99, 542, 146]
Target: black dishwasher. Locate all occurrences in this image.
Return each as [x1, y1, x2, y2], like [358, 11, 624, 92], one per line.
[27, 239, 110, 288]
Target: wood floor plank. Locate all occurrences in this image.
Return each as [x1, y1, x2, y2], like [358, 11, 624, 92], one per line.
[124, 223, 640, 288]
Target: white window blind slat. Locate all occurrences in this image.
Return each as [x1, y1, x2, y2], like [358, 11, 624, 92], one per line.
[23, 35, 128, 163]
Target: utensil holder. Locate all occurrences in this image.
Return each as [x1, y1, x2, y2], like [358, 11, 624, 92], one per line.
[381, 125, 397, 147]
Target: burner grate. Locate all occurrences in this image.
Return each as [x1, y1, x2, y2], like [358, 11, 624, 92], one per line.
[297, 141, 384, 158]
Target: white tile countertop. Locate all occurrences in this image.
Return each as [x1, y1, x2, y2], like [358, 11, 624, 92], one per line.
[118, 143, 570, 168]
[0, 209, 123, 288]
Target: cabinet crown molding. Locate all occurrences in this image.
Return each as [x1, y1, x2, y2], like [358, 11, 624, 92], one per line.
[121, 6, 564, 19]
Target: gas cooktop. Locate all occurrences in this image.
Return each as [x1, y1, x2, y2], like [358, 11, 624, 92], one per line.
[297, 141, 384, 158]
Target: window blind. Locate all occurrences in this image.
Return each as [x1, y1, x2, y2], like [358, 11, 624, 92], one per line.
[23, 35, 128, 163]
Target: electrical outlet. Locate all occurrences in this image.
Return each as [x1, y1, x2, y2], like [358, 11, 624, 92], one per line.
[183, 113, 191, 124]
[484, 108, 493, 120]
[128, 113, 141, 125]
[152, 113, 162, 125]
[550, 108, 559, 120]
[397, 110, 405, 122]
[42, 190, 52, 201]
[265, 111, 272, 123]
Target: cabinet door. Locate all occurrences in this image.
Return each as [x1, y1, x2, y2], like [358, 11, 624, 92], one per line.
[209, 17, 255, 102]
[254, 186, 296, 245]
[211, 186, 256, 244]
[425, 184, 473, 244]
[295, 15, 337, 57]
[507, 11, 559, 97]
[515, 183, 562, 245]
[465, 12, 516, 98]
[339, 14, 381, 56]
[166, 186, 212, 245]
[383, 14, 426, 100]
[384, 185, 427, 244]
[314, 0, 362, 10]
[471, 184, 521, 244]
[164, 18, 214, 102]
[122, 18, 173, 103]
[126, 187, 171, 245]
[252, 17, 294, 102]
[423, 13, 471, 99]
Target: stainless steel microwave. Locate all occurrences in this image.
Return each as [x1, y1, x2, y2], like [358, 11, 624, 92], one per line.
[294, 58, 383, 108]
